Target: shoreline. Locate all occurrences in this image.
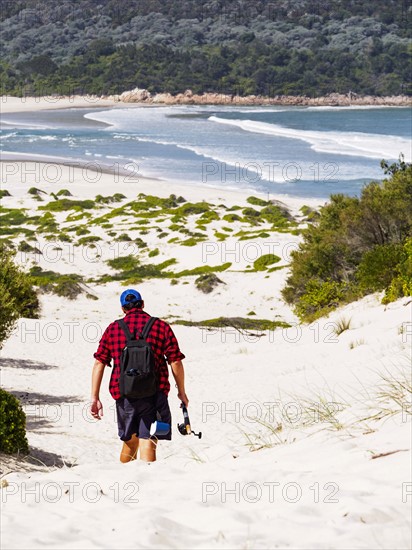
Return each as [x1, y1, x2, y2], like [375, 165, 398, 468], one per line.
[1, 92, 411, 114]
[0, 159, 323, 214]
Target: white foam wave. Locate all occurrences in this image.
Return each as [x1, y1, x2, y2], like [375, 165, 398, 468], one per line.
[0, 132, 18, 140]
[0, 119, 51, 129]
[304, 105, 409, 111]
[209, 116, 411, 161]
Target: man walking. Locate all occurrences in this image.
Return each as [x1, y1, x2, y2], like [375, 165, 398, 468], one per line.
[90, 289, 188, 463]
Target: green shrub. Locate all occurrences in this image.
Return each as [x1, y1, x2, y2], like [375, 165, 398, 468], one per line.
[40, 199, 95, 212]
[116, 233, 132, 242]
[137, 194, 179, 209]
[214, 231, 227, 241]
[0, 388, 29, 454]
[223, 213, 242, 223]
[28, 187, 46, 197]
[0, 245, 40, 347]
[247, 196, 269, 206]
[283, 160, 412, 320]
[199, 210, 220, 223]
[104, 256, 177, 281]
[253, 254, 281, 271]
[0, 190, 11, 198]
[173, 262, 231, 277]
[58, 233, 72, 242]
[356, 244, 404, 292]
[76, 227, 90, 236]
[382, 238, 412, 303]
[0, 208, 28, 226]
[29, 266, 85, 299]
[383, 275, 412, 303]
[35, 211, 58, 233]
[180, 237, 205, 246]
[260, 204, 292, 226]
[18, 241, 41, 254]
[133, 237, 147, 248]
[148, 248, 159, 258]
[294, 279, 351, 321]
[195, 273, 225, 293]
[66, 211, 92, 222]
[169, 223, 184, 232]
[176, 202, 210, 216]
[56, 189, 72, 197]
[107, 255, 139, 272]
[242, 207, 260, 218]
[300, 205, 320, 222]
[77, 235, 101, 245]
[175, 317, 290, 330]
[95, 193, 126, 204]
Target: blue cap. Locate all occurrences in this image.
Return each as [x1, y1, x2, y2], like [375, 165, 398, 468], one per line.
[120, 289, 142, 307]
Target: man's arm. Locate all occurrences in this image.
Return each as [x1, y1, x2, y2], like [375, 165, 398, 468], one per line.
[90, 359, 105, 419]
[170, 360, 189, 407]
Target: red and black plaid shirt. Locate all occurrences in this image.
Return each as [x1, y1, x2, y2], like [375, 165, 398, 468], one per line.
[94, 309, 185, 400]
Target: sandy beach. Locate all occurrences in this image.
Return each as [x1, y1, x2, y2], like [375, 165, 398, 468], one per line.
[0, 96, 121, 115]
[1, 92, 411, 116]
[1, 98, 411, 550]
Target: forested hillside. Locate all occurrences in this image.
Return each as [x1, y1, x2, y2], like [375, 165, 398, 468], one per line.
[0, 0, 410, 96]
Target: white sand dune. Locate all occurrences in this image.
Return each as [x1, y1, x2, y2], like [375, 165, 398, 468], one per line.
[0, 113, 411, 548]
[1, 292, 411, 549]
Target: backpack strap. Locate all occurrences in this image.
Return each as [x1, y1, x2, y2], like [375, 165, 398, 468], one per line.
[116, 316, 158, 341]
[141, 317, 158, 340]
[117, 318, 135, 341]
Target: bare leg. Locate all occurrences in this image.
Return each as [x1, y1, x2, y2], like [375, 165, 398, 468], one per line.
[120, 433, 139, 463]
[139, 438, 157, 462]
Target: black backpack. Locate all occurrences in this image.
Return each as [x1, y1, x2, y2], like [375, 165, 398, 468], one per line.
[117, 316, 158, 399]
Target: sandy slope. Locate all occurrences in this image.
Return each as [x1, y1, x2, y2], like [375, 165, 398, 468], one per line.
[1, 295, 411, 550]
[0, 96, 120, 114]
[0, 163, 411, 549]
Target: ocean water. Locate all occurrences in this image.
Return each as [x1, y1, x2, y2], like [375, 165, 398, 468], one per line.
[1, 104, 410, 199]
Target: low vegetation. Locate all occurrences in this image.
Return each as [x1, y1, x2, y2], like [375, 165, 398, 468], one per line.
[195, 273, 225, 294]
[175, 317, 290, 330]
[253, 254, 281, 271]
[0, 245, 39, 347]
[29, 266, 89, 300]
[283, 159, 412, 321]
[0, 388, 29, 455]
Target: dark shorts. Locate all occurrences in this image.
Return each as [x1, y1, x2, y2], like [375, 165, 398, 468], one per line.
[116, 392, 172, 441]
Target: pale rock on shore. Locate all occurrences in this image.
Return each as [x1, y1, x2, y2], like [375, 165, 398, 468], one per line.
[109, 87, 412, 106]
[1, 90, 411, 115]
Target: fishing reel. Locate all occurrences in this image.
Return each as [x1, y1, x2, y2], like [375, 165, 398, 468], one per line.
[177, 403, 202, 439]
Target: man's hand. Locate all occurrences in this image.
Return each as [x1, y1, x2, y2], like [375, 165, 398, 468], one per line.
[90, 398, 103, 420]
[171, 360, 189, 407]
[178, 391, 189, 407]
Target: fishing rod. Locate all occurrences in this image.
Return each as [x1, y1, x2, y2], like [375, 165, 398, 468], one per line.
[177, 402, 202, 439]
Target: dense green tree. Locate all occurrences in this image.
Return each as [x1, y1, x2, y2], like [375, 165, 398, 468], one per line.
[0, 1, 410, 96]
[0, 245, 39, 348]
[283, 160, 412, 321]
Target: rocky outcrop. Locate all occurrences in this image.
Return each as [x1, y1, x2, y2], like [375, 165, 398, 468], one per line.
[117, 87, 152, 102]
[109, 89, 411, 106]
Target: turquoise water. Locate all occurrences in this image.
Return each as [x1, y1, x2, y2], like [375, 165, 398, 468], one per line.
[1, 105, 410, 199]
